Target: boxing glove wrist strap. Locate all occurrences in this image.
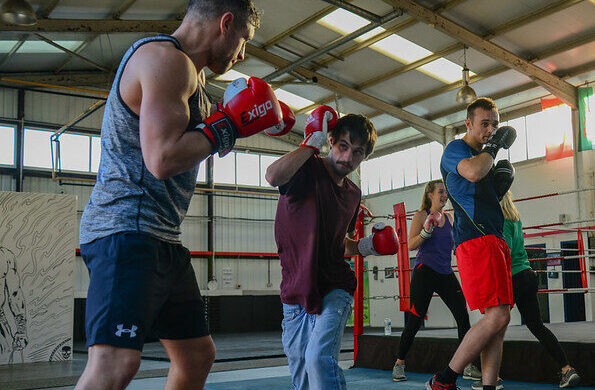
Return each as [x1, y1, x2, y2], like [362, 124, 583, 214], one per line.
[194, 105, 238, 157]
[481, 143, 499, 159]
[357, 237, 378, 257]
[420, 228, 432, 240]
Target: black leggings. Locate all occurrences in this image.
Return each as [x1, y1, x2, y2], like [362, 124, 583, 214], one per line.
[513, 269, 569, 368]
[397, 264, 471, 360]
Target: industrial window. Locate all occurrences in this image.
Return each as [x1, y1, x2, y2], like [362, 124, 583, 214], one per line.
[0, 125, 15, 166]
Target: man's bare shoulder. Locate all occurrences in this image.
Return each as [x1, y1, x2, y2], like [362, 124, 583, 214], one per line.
[133, 41, 197, 95]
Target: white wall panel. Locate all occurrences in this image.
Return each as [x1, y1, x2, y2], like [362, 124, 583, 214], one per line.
[0, 174, 15, 191]
[235, 132, 295, 153]
[0, 88, 17, 119]
[24, 91, 104, 131]
[364, 156, 593, 327]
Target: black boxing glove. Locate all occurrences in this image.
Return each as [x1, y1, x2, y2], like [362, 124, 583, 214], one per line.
[482, 126, 517, 159]
[494, 159, 515, 200]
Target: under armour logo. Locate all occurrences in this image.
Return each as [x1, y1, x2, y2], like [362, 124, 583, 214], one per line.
[115, 324, 138, 338]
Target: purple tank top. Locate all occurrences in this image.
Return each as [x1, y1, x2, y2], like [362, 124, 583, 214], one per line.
[414, 210, 454, 274]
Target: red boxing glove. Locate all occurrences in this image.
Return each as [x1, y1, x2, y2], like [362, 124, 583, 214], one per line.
[420, 212, 443, 240]
[196, 77, 282, 156]
[357, 222, 399, 257]
[264, 101, 296, 136]
[300, 105, 338, 154]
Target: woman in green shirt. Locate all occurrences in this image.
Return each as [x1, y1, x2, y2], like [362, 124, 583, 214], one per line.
[500, 191, 580, 388]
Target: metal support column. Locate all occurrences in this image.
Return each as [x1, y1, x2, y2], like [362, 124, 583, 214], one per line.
[207, 156, 215, 282]
[15, 89, 25, 192]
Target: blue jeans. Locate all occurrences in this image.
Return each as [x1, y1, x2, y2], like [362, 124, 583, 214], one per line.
[281, 289, 353, 390]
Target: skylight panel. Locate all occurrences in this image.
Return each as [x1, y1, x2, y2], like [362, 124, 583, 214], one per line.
[371, 34, 432, 64]
[317, 8, 474, 85]
[216, 69, 250, 81]
[356, 27, 386, 42]
[318, 8, 370, 35]
[18, 41, 82, 54]
[419, 58, 475, 84]
[274, 89, 314, 110]
[0, 41, 18, 53]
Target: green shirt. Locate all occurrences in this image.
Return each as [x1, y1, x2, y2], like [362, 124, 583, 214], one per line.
[503, 219, 532, 276]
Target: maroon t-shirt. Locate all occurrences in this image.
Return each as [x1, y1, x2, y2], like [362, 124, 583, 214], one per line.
[275, 155, 361, 314]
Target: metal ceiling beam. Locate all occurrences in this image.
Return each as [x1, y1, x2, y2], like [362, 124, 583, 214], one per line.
[262, 8, 403, 82]
[34, 33, 111, 73]
[430, 60, 595, 130]
[0, 35, 27, 69]
[0, 19, 181, 33]
[272, 0, 465, 93]
[247, 44, 445, 143]
[0, 71, 113, 88]
[319, 0, 383, 22]
[316, 0, 465, 69]
[373, 31, 594, 130]
[262, 5, 338, 49]
[373, 59, 594, 150]
[55, 0, 139, 73]
[385, 0, 578, 107]
[0, 1, 62, 70]
[297, 0, 584, 114]
[36, 0, 60, 19]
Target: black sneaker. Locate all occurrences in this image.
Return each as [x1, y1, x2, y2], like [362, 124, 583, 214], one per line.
[559, 368, 580, 388]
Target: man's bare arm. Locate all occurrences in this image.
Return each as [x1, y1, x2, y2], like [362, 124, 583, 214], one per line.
[134, 45, 213, 179]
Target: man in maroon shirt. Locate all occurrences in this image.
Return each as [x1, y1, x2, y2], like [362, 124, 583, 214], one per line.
[266, 106, 398, 390]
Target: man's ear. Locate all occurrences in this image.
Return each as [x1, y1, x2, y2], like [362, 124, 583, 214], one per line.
[219, 12, 235, 35]
[329, 136, 335, 146]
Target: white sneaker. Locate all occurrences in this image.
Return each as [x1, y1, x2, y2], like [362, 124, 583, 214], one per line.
[392, 362, 406, 381]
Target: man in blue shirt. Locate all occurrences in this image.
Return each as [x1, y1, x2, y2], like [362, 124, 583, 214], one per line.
[426, 97, 516, 390]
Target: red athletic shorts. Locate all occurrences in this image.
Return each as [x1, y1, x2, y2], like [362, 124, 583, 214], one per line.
[455, 234, 513, 313]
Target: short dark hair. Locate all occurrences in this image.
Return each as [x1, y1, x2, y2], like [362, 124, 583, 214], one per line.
[329, 114, 377, 157]
[466, 97, 497, 120]
[186, 0, 261, 29]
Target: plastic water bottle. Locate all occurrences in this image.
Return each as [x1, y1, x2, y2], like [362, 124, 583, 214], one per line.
[384, 317, 392, 335]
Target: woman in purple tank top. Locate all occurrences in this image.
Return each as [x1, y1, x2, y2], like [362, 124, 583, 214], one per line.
[392, 180, 481, 382]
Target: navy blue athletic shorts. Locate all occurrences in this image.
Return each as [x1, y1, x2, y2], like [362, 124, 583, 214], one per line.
[81, 232, 209, 350]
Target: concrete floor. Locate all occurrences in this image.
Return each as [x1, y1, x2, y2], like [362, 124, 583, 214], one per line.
[1, 322, 594, 390]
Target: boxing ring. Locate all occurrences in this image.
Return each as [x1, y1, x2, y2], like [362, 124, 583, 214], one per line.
[351, 187, 595, 386]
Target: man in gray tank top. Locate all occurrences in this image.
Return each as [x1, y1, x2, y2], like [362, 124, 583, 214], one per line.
[76, 2, 270, 389]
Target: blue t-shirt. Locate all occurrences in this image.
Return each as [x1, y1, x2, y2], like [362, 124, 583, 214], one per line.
[440, 139, 504, 249]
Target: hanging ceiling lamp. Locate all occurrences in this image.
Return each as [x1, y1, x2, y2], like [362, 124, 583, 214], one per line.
[456, 46, 477, 105]
[0, 0, 37, 26]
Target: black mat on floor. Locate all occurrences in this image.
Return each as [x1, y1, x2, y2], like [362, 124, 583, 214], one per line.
[354, 334, 594, 386]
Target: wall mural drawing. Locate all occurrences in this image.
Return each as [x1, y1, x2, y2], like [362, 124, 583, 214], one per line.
[0, 192, 75, 365]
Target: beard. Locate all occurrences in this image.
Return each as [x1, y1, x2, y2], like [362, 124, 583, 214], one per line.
[332, 161, 353, 177]
[210, 55, 234, 75]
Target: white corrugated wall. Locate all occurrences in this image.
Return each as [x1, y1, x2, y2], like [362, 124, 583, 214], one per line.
[0, 88, 17, 119]
[0, 87, 295, 296]
[24, 91, 105, 130]
[0, 174, 15, 191]
[363, 154, 594, 328]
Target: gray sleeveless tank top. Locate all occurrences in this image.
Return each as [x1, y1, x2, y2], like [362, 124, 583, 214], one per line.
[79, 35, 210, 244]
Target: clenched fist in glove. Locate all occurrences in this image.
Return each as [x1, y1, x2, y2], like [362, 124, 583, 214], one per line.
[482, 126, 517, 159]
[357, 222, 399, 257]
[264, 101, 296, 137]
[420, 211, 443, 240]
[300, 105, 338, 154]
[493, 159, 515, 200]
[196, 77, 282, 156]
